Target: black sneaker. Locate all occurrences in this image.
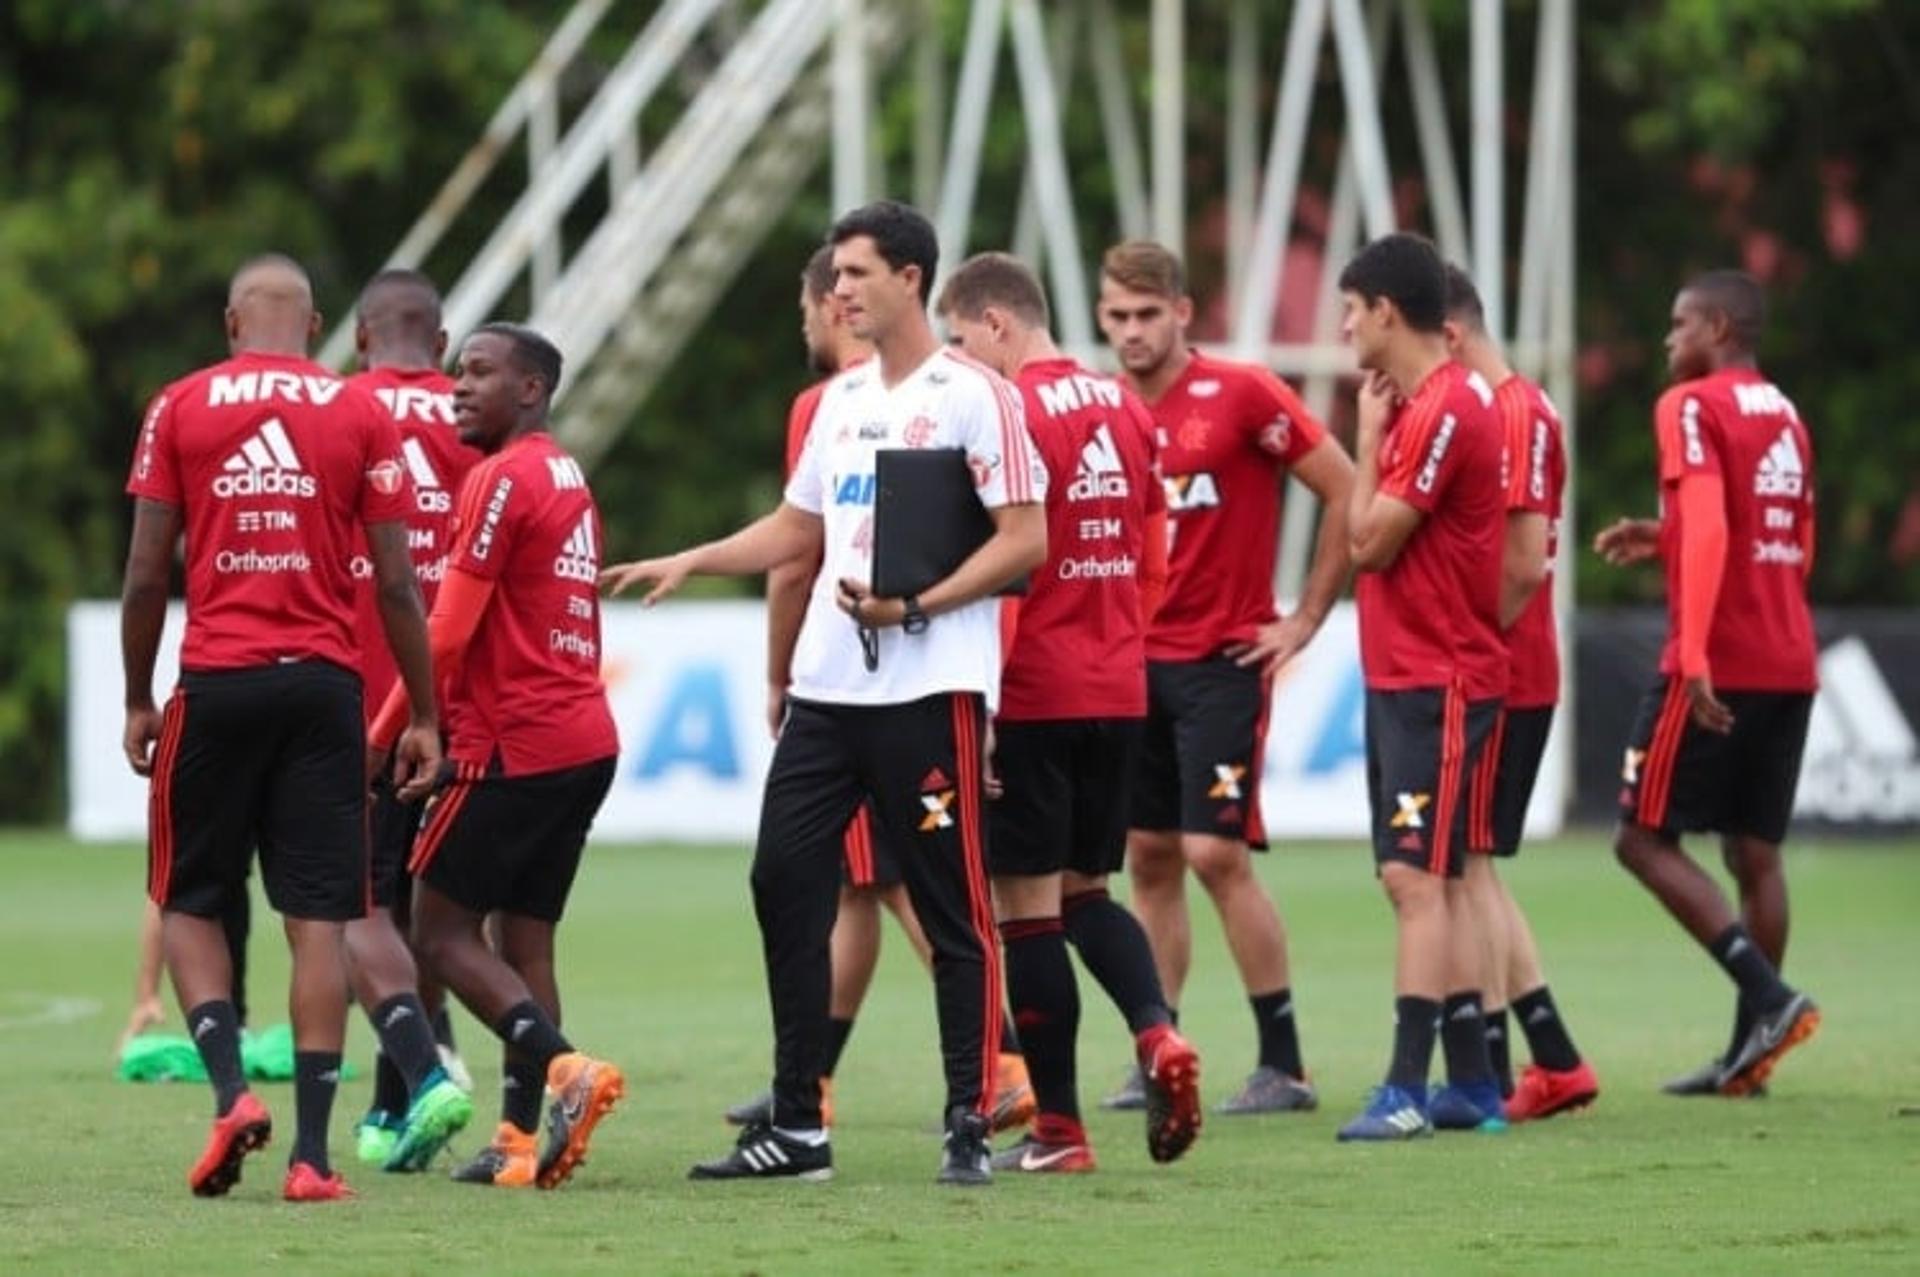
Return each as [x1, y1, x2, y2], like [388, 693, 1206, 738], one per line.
[688, 1122, 832, 1182]
[1662, 1058, 1768, 1098]
[937, 1108, 992, 1187]
[723, 1089, 774, 1127]
[1721, 992, 1820, 1096]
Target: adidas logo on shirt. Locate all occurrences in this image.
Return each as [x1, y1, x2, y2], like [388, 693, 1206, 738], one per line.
[402, 437, 452, 513]
[1754, 427, 1804, 498]
[1067, 424, 1130, 501]
[212, 417, 317, 498]
[553, 511, 600, 583]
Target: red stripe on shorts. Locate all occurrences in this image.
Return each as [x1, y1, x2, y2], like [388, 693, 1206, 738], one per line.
[951, 694, 1003, 1114]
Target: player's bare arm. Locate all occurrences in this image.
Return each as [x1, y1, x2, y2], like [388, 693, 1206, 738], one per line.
[1347, 376, 1424, 572]
[1593, 516, 1662, 565]
[834, 500, 1046, 626]
[119, 496, 180, 776]
[765, 550, 821, 737]
[601, 501, 825, 605]
[365, 517, 443, 794]
[1233, 435, 1355, 675]
[1501, 511, 1551, 628]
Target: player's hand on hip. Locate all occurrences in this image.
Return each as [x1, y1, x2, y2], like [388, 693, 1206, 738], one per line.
[123, 703, 162, 777]
[836, 578, 905, 627]
[1229, 613, 1317, 677]
[1594, 517, 1661, 565]
[983, 720, 1004, 801]
[392, 723, 445, 802]
[600, 553, 692, 605]
[1685, 675, 1735, 735]
[766, 682, 789, 740]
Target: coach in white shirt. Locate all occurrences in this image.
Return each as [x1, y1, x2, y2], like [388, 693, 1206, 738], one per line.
[602, 200, 1047, 1187]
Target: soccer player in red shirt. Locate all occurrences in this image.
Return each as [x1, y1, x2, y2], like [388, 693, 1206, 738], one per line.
[1443, 266, 1599, 1121]
[1334, 233, 1507, 1142]
[1095, 241, 1353, 1115]
[341, 270, 485, 1169]
[369, 323, 625, 1189]
[938, 251, 1202, 1173]
[1596, 270, 1821, 1096]
[121, 253, 443, 1200]
[605, 201, 1047, 1185]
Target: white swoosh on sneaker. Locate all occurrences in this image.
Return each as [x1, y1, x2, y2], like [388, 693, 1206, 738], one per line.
[1019, 1146, 1080, 1171]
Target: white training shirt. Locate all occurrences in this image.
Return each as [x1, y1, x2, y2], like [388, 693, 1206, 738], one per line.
[784, 346, 1048, 709]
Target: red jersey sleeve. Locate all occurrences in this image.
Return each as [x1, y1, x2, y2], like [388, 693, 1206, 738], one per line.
[357, 405, 412, 526]
[1377, 397, 1451, 514]
[1127, 397, 1166, 516]
[126, 387, 182, 504]
[448, 459, 520, 581]
[1655, 383, 1722, 485]
[1502, 388, 1550, 516]
[1244, 368, 1327, 466]
[784, 382, 826, 480]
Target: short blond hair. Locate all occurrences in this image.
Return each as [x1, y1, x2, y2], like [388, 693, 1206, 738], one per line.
[937, 251, 1050, 329]
[1100, 240, 1186, 299]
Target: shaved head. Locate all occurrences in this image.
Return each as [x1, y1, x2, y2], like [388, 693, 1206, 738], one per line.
[355, 268, 445, 370]
[225, 252, 318, 356]
[1681, 269, 1766, 352]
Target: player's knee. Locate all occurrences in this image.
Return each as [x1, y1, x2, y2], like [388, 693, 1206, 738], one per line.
[1613, 822, 1664, 877]
[1185, 837, 1252, 892]
[1380, 863, 1443, 914]
[1128, 835, 1184, 888]
[1721, 835, 1781, 885]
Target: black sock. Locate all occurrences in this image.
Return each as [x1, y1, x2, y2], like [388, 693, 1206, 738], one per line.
[1250, 988, 1305, 1078]
[821, 1016, 856, 1077]
[491, 1000, 572, 1073]
[1707, 925, 1791, 1013]
[1512, 985, 1583, 1071]
[369, 993, 443, 1095]
[1485, 1008, 1513, 1097]
[1062, 889, 1171, 1033]
[292, 1051, 342, 1175]
[1387, 996, 1440, 1091]
[501, 1049, 544, 1134]
[431, 1003, 456, 1051]
[1441, 992, 1495, 1086]
[1001, 918, 1080, 1120]
[184, 1000, 247, 1117]
[1725, 995, 1756, 1065]
[999, 1010, 1022, 1057]
[371, 1051, 408, 1117]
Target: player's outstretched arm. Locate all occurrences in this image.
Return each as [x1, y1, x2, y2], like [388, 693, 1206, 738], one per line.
[602, 502, 824, 605]
[120, 497, 181, 776]
[1593, 517, 1662, 565]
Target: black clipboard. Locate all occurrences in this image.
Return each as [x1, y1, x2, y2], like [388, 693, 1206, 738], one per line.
[871, 448, 1026, 599]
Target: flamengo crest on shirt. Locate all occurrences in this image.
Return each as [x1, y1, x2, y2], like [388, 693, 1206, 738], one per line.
[213, 417, 316, 498]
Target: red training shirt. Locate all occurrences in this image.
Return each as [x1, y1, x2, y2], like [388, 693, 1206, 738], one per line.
[1000, 357, 1163, 721]
[442, 432, 619, 775]
[346, 366, 483, 723]
[1356, 360, 1507, 700]
[1139, 351, 1327, 661]
[1654, 367, 1817, 691]
[1496, 374, 1568, 709]
[126, 350, 410, 675]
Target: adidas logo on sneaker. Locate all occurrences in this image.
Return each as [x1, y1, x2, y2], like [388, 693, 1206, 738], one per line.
[552, 511, 599, 583]
[213, 417, 316, 498]
[1067, 425, 1130, 502]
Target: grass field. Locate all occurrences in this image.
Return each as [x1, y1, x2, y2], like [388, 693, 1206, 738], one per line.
[2, 829, 1916, 1274]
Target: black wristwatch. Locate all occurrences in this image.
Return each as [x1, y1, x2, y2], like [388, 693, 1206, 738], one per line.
[901, 594, 930, 635]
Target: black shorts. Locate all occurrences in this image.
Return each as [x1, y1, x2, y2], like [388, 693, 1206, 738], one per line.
[1467, 706, 1555, 857]
[147, 661, 368, 922]
[989, 718, 1144, 878]
[368, 778, 426, 910]
[1131, 656, 1272, 849]
[1617, 677, 1813, 844]
[409, 756, 616, 923]
[840, 803, 903, 889]
[1366, 687, 1502, 878]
